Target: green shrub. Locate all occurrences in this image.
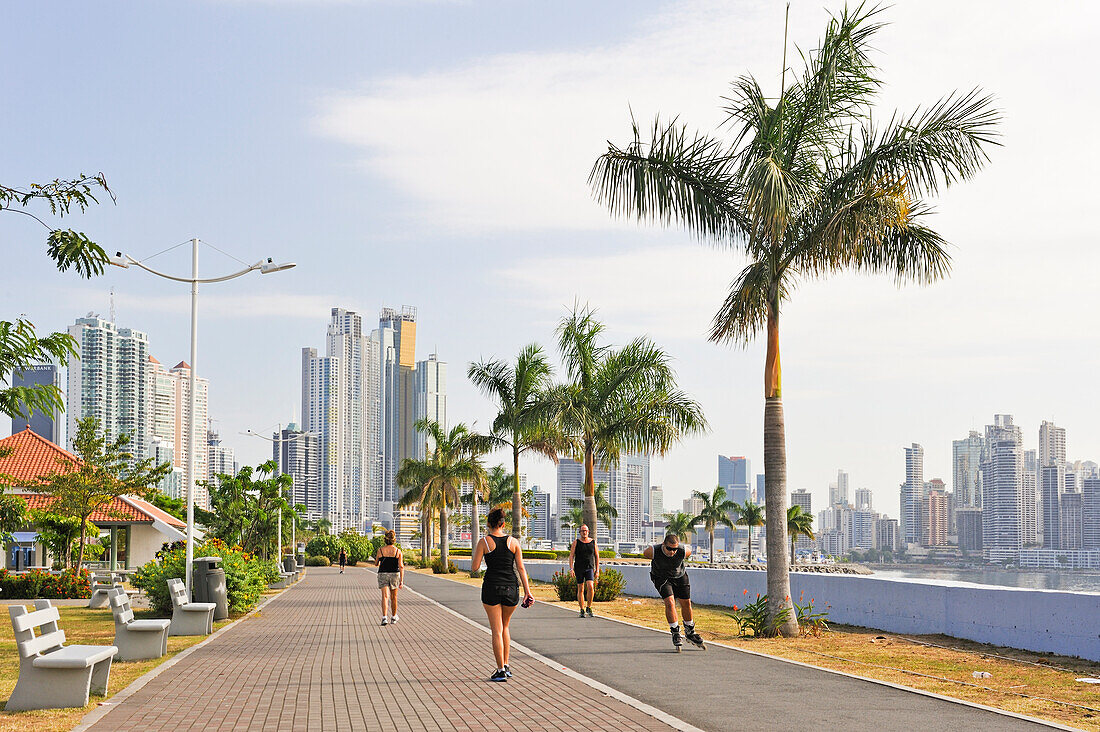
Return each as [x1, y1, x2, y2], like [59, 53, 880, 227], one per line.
[431, 558, 457, 574]
[340, 530, 383, 565]
[305, 555, 330, 566]
[599, 549, 616, 558]
[550, 567, 626, 602]
[521, 550, 558, 560]
[0, 568, 91, 599]
[468, 569, 483, 579]
[305, 535, 347, 561]
[132, 538, 276, 615]
[449, 548, 472, 556]
[620, 552, 644, 558]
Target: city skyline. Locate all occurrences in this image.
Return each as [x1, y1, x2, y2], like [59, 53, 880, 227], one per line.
[3, 1, 1099, 524]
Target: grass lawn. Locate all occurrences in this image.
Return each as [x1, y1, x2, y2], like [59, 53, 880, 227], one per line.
[0, 602, 250, 732]
[410, 567, 1100, 731]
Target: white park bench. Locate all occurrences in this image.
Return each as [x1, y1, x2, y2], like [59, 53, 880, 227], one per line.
[6, 600, 118, 711]
[108, 587, 171, 661]
[166, 578, 215, 636]
[88, 572, 125, 609]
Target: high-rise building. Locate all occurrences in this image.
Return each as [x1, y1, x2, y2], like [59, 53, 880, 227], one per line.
[67, 316, 152, 463]
[1060, 491, 1083, 550]
[831, 470, 850, 507]
[1039, 420, 1067, 469]
[900, 444, 924, 546]
[1082, 478, 1100, 550]
[556, 454, 645, 543]
[531, 489, 551, 541]
[274, 423, 321, 522]
[1041, 465, 1065, 549]
[755, 474, 765, 503]
[683, 496, 705, 517]
[718, 456, 751, 503]
[956, 507, 983, 552]
[924, 488, 948, 547]
[10, 364, 63, 443]
[412, 353, 447, 460]
[981, 414, 1023, 562]
[1021, 463, 1039, 546]
[375, 307, 417, 505]
[649, 485, 664, 521]
[873, 517, 900, 552]
[302, 308, 370, 532]
[149, 436, 181, 498]
[207, 429, 236, 483]
[854, 488, 873, 511]
[952, 430, 984, 508]
[790, 489, 812, 514]
[852, 509, 875, 550]
[147, 357, 210, 509]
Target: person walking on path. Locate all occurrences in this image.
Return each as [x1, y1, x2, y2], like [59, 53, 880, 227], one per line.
[471, 507, 534, 682]
[643, 534, 705, 652]
[338, 547, 348, 574]
[373, 530, 404, 626]
[568, 524, 599, 618]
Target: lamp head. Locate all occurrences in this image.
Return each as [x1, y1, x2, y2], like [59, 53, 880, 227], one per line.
[260, 258, 296, 274]
[109, 252, 130, 268]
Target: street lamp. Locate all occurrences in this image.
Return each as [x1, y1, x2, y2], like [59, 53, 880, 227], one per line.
[110, 238, 295, 598]
[241, 426, 312, 566]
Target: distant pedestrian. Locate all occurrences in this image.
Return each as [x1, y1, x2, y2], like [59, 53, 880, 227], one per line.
[338, 547, 348, 573]
[471, 507, 534, 682]
[568, 524, 599, 618]
[643, 534, 705, 652]
[373, 530, 404, 626]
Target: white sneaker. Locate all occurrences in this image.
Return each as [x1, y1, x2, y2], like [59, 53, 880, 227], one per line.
[380, 617, 388, 626]
[390, 614, 399, 624]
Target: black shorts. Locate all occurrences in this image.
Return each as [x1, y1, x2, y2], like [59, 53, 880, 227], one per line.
[481, 582, 519, 607]
[575, 566, 595, 582]
[652, 574, 690, 600]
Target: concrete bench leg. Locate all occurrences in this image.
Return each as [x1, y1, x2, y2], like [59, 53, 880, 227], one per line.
[6, 665, 94, 712]
[170, 608, 214, 636]
[115, 627, 170, 661]
[88, 589, 110, 609]
[89, 656, 112, 696]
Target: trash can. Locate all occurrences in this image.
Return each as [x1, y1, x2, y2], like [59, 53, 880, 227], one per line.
[192, 556, 229, 621]
[282, 556, 296, 574]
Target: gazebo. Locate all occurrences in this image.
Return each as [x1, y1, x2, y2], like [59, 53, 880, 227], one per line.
[0, 428, 188, 569]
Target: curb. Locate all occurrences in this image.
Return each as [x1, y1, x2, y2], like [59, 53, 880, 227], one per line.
[411, 570, 1077, 732]
[71, 572, 306, 732]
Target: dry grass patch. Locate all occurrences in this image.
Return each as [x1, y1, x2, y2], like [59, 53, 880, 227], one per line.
[0, 604, 237, 732]
[414, 568, 1100, 730]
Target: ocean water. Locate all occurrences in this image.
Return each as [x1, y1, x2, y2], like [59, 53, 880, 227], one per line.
[869, 566, 1100, 594]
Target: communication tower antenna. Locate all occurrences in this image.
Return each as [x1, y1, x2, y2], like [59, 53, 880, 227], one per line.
[109, 288, 116, 323]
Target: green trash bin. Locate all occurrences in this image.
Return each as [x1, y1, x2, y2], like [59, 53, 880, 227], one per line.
[192, 556, 229, 620]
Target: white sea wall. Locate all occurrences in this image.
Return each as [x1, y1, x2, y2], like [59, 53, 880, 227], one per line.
[453, 558, 1100, 661]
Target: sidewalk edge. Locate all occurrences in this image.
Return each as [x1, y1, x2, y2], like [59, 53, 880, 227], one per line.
[71, 572, 306, 732]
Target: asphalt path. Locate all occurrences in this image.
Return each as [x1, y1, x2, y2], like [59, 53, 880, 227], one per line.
[402, 571, 1060, 732]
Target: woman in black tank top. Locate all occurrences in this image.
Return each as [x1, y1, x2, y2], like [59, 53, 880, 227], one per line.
[373, 530, 404, 626]
[471, 507, 534, 682]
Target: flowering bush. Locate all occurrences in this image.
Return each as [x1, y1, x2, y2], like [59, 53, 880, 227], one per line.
[132, 537, 280, 615]
[550, 567, 626, 602]
[0, 567, 91, 599]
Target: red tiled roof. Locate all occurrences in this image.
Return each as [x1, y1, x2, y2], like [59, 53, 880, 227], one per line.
[149, 355, 161, 364]
[122, 495, 187, 529]
[12, 493, 151, 524]
[173, 361, 190, 370]
[0, 428, 81, 486]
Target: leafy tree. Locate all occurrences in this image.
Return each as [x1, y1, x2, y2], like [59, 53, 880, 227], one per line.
[736, 501, 766, 564]
[35, 417, 169, 568]
[691, 485, 737, 563]
[149, 491, 186, 520]
[1, 174, 112, 421]
[0, 494, 28, 546]
[397, 419, 491, 567]
[590, 5, 998, 634]
[29, 510, 84, 569]
[200, 461, 293, 560]
[560, 506, 584, 539]
[787, 504, 815, 562]
[662, 511, 696, 544]
[567, 482, 617, 533]
[469, 344, 565, 538]
[552, 307, 706, 532]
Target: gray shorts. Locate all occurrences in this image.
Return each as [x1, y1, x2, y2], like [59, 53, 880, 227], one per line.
[377, 572, 400, 589]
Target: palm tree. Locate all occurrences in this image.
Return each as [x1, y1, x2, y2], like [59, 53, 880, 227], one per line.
[691, 486, 737, 563]
[397, 419, 489, 567]
[554, 307, 707, 532]
[787, 505, 815, 564]
[561, 506, 585, 539]
[662, 511, 695, 544]
[459, 463, 490, 555]
[736, 501, 766, 564]
[567, 482, 617, 534]
[589, 6, 998, 634]
[469, 344, 565, 538]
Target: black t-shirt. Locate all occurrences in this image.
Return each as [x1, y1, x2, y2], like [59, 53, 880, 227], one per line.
[650, 544, 686, 580]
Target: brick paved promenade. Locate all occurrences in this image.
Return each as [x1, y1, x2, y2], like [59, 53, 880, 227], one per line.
[84, 567, 678, 731]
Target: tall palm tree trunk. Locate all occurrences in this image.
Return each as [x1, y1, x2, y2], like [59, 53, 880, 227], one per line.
[709, 530, 715, 563]
[582, 442, 598, 533]
[439, 508, 449, 567]
[512, 447, 522, 538]
[747, 526, 753, 563]
[764, 302, 798, 636]
[421, 514, 429, 566]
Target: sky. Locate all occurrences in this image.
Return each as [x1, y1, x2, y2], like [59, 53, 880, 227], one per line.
[3, 0, 1099, 519]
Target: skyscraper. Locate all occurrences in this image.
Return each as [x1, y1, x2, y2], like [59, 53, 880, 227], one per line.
[530, 489, 551, 541]
[854, 488, 873, 510]
[413, 353, 447, 460]
[981, 414, 1023, 562]
[207, 429, 236, 484]
[1082, 478, 1100, 550]
[924, 488, 948, 547]
[67, 316, 152, 462]
[556, 454, 645, 544]
[148, 356, 210, 509]
[1039, 420, 1067, 469]
[1041, 465, 1065, 549]
[790, 489, 812, 514]
[718, 455, 751, 503]
[375, 307, 417, 504]
[10, 364, 62, 443]
[274, 423, 321, 522]
[1059, 491, 1083, 550]
[831, 470, 850, 507]
[900, 444, 924, 546]
[649, 485, 664, 520]
[952, 431, 984, 508]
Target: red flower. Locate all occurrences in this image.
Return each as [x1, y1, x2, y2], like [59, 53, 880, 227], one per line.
[743, 589, 749, 595]
[732, 604, 740, 611]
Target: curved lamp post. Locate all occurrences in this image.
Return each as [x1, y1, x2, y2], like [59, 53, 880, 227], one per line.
[241, 426, 312, 565]
[110, 239, 295, 598]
